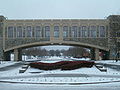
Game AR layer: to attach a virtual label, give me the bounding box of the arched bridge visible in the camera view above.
[0,15,120,61]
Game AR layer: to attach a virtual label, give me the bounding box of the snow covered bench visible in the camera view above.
[19,65,29,73]
[22,65,29,69]
[19,69,26,73]
[96,65,103,68]
[99,67,107,72]
[95,64,107,72]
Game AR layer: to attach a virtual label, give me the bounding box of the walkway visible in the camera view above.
[0,62,24,71]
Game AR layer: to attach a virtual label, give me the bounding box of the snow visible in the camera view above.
[0,61,17,68]
[95,60,120,66]
[70,57,91,61]
[1,57,120,89]
[1,83,120,90]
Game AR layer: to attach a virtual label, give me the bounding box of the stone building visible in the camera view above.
[0,15,120,61]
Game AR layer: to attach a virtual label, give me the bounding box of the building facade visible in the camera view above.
[0,15,120,61]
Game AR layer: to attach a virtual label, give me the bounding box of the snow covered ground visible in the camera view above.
[1,57,120,90]
[1,83,120,90]
[0,61,18,68]
[95,60,120,65]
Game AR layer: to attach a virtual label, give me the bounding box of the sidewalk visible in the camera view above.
[0,61,24,71]
[95,60,120,65]
[95,60,120,71]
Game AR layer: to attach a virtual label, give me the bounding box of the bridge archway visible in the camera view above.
[4,41,109,61]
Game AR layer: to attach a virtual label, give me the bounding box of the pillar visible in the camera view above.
[95,48,99,60]
[0,49,3,60]
[102,51,109,60]
[14,49,18,61]
[14,49,22,61]
[4,51,11,61]
[0,40,4,60]
[90,48,95,60]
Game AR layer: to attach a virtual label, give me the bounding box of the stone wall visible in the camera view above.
[0,16,5,60]
[63,38,108,49]
[5,38,50,50]
[0,38,3,60]
[2,15,120,60]
[108,15,120,59]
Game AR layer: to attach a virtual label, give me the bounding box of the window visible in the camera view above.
[54,26,59,38]
[63,26,68,37]
[111,23,119,29]
[26,26,32,37]
[99,26,105,37]
[8,26,14,38]
[116,32,120,37]
[90,26,97,37]
[17,26,22,38]
[71,26,77,37]
[81,26,88,37]
[78,27,81,37]
[22,27,26,37]
[45,26,50,37]
[35,26,42,37]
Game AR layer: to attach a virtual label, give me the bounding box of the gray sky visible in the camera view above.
[42,45,71,51]
[0,0,120,19]
[0,0,120,50]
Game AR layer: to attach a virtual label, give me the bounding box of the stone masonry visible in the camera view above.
[0,15,120,61]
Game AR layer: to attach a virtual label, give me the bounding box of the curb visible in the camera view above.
[0,80,120,85]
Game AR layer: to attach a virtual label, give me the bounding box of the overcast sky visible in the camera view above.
[0,0,120,50]
[0,0,120,19]
[42,45,71,51]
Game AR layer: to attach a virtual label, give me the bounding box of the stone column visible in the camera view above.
[14,49,22,61]
[14,49,18,61]
[18,50,22,61]
[0,39,4,61]
[90,48,95,60]
[4,51,11,61]
[0,49,3,61]
[95,48,99,60]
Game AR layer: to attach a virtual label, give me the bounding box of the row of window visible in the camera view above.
[110,32,120,37]
[7,26,106,38]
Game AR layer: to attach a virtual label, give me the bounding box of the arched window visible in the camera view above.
[90,26,97,37]
[8,26,14,38]
[71,26,77,37]
[78,27,81,37]
[45,26,50,37]
[63,26,68,37]
[81,26,88,37]
[17,26,22,38]
[54,26,59,38]
[99,26,106,37]
[35,26,42,37]
[26,26,32,37]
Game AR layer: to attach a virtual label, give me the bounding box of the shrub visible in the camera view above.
[29,61,94,70]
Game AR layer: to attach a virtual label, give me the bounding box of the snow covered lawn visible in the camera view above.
[1,57,120,85]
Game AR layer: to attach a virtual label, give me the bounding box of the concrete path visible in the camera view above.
[0,62,24,71]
